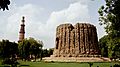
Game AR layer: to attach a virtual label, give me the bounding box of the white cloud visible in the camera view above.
[0,0,105,48]
[44,0,106,48]
[44,1,90,48]
[46,1,89,29]
[0,4,44,41]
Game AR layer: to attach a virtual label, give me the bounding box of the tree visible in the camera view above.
[42,49,48,57]
[98,0,120,37]
[29,37,43,61]
[0,40,18,59]
[112,44,120,59]
[0,0,10,11]
[19,39,31,61]
[98,0,120,59]
[18,37,43,61]
[0,40,18,66]
[42,48,54,57]
[47,48,54,57]
[99,35,108,57]
[99,35,120,58]
[88,62,93,67]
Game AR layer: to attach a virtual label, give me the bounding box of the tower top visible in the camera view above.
[21,16,25,24]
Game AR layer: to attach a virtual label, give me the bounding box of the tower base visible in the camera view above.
[43,57,111,62]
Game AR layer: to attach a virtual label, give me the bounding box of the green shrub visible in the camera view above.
[2,58,19,67]
[113,64,120,67]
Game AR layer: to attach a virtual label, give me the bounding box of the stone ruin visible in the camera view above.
[52,23,101,57]
[44,23,111,62]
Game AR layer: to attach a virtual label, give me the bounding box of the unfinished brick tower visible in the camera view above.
[53,23,100,57]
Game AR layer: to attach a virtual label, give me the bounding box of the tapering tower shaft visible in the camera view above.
[18,16,25,42]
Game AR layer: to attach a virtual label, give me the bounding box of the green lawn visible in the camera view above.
[18,61,118,67]
[0,60,119,67]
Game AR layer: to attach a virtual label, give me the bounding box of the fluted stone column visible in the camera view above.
[74,23,80,56]
[70,29,75,56]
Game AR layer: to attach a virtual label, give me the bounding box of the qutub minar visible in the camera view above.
[18,16,25,42]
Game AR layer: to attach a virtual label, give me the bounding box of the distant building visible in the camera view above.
[18,16,25,42]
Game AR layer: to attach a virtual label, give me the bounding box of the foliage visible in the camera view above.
[88,62,93,67]
[0,40,18,66]
[98,0,120,59]
[2,58,19,67]
[99,35,120,58]
[112,38,120,59]
[99,35,109,57]
[0,40,18,59]
[0,0,10,11]
[113,64,120,67]
[18,37,43,61]
[48,48,54,57]
[42,49,48,57]
[98,0,120,37]
[18,39,31,60]
[42,48,54,57]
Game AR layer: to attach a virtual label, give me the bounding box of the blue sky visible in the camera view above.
[0,0,105,48]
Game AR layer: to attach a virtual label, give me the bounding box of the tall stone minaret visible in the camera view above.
[18,16,25,42]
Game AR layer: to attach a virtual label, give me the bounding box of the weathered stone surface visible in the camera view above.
[43,57,111,62]
[53,23,100,57]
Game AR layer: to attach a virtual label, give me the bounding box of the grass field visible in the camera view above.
[0,60,119,67]
[18,61,119,67]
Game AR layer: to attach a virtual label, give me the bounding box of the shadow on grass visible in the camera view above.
[0,64,30,67]
[18,64,30,67]
[0,65,11,67]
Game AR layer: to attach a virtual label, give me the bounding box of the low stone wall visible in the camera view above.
[43,57,111,62]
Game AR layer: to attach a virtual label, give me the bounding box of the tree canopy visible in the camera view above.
[98,0,120,37]
[0,40,18,59]
[98,0,120,59]
[0,0,10,11]
[18,37,43,61]
[99,35,108,57]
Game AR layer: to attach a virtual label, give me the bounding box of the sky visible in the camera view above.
[0,0,105,48]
